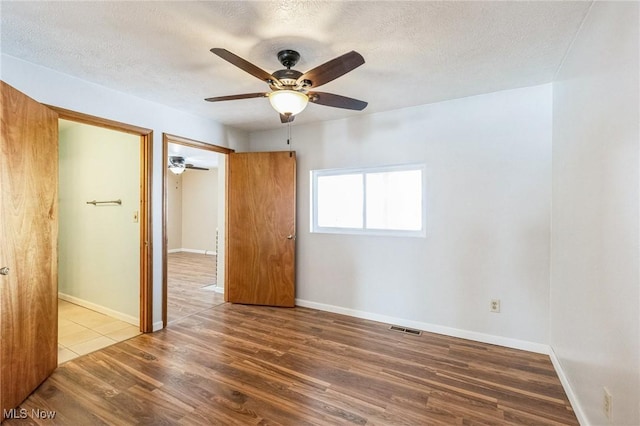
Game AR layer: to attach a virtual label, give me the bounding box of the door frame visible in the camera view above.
[48,105,154,333]
[162,133,234,328]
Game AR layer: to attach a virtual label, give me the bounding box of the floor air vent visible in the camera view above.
[389,325,422,336]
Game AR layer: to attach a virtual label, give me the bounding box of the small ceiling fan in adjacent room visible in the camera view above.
[168,156,209,174]
[205,48,368,123]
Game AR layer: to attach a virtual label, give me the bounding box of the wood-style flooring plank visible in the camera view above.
[167,252,224,324]
[6,303,578,425]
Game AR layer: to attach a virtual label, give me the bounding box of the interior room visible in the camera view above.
[0,1,638,425]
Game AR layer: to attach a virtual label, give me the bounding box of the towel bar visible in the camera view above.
[86,199,122,206]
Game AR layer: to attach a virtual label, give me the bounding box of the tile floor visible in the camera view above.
[58,299,141,365]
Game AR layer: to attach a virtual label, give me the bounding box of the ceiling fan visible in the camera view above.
[205,48,368,123]
[168,156,209,174]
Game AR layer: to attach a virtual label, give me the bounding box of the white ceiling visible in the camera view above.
[1,1,591,132]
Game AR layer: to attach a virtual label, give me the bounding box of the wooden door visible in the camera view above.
[0,82,58,419]
[227,151,296,307]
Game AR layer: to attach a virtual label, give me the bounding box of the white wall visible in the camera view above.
[249,84,553,351]
[182,168,218,253]
[0,54,249,329]
[550,2,639,425]
[58,122,140,322]
[167,173,183,251]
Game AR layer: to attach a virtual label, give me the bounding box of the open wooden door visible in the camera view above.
[226,151,296,307]
[1,81,58,419]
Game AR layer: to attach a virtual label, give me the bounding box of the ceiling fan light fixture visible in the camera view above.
[268,90,308,116]
[169,165,186,174]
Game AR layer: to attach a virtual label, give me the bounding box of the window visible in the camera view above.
[311,164,425,237]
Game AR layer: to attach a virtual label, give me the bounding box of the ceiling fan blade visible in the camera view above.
[210,48,280,84]
[280,113,295,124]
[297,51,365,89]
[186,164,209,171]
[308,92,368,111]
[205,93,268,102]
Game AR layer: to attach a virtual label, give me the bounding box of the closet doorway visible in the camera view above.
[162,134,232,326]
[51,108,153,363]
[57,120,138,362]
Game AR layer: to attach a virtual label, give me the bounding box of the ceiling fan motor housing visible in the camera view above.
[169,156,185,166]
[271,68,304,89]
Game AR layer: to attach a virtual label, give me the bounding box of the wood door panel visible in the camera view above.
[1,81,58,417]
[227,151,296,307]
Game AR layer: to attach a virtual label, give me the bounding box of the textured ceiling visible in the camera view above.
[1,1,591,132]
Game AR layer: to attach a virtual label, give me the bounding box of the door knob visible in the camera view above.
[287,235,296,240]
[0,267,9,275]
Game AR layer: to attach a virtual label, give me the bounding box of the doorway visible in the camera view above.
[162,134,233,327]
[57,119,144,363]
[49,106,154,335]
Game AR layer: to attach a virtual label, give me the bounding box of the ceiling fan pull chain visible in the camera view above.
[287,122,293,156]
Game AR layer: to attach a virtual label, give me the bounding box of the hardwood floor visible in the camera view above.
[7,303,577,425]
[167,252,225,324]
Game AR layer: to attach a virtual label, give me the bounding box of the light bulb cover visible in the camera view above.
[268,90,309,116]
[169,165,186,175]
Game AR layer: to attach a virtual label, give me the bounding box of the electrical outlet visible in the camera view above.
[490,299,501,313]
[603,387,612,421]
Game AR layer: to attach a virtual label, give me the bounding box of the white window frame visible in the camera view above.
[310,163,426,237]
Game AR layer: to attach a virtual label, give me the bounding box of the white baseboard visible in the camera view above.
[169,248,217,256]
[295,298,549,355]
[152,321,164,332]
[549,347,588,425]
[58,293,139,326]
